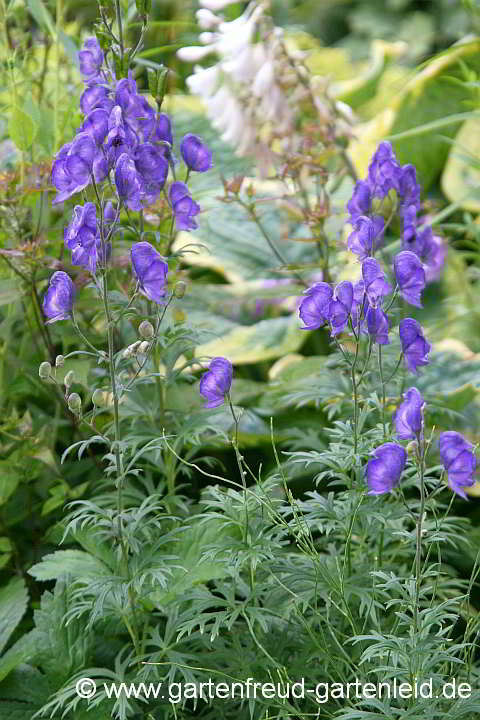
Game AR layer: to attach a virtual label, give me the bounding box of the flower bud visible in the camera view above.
[138,320,154,339]
[138,341,150,355]
[92,389,106,407]
[174,281,187,299]
[67,392,82,414]
[64,370,75,388]
[55,355,65,368]
[39,361,52,380]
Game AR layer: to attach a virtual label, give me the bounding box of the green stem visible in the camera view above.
[227,393,249,546]
[378,344,386,439]
[414,440,426,636]
[115,0,124,66]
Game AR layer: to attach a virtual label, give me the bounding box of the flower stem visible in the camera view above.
[378,344,386,438]
[227,393,249,544]
[414,439,426,636]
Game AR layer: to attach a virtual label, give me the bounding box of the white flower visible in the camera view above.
[196,8,221,29]
[176,45,216,62]
[252,59,275,97]
[186,64,220,98]
[199,31,216,45]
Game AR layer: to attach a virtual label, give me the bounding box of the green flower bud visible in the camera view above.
[92,389,106,407]
[64,370,75,388]
[138,320,154,339]
[67,392,82,414]
[174,281,187,299]
[39,361,52,380]
[55,355,65,368]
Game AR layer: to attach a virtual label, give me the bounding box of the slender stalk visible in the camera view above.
[227,393,249,545]
[378,344,386,438]
[115,0,124,66]
[414,438,426,635]
[54,0,63,151]
[350,332,361,454]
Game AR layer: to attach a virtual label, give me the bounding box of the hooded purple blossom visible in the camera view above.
[180,133,213,172]
[169,182,201,231]
[365,306,389,345]
[347,180,371,223]
[200,357,233,408]
[394,250,426,307]
[115,153,145,211]
[78,38,104,83]
[134,143,169,202]
[64,202,99,273]
[151,113,173,147]
[51,132,103,204]
[329,281,353,335]
[406,224,447,283]
[347,215,384,260]
[362,258,391,306]
[399,318,431,374]
[43,271,75,323]
[81,108,110,145]
[131,242,168,304]
[367,141,402,199]
[439,431,476,499]
[366,442,407,495]
[299,282,333,330]
[80,84,113,116]
[394,387,424,440]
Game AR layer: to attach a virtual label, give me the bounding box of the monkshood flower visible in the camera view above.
[362,258,391,306]
[180,133,213,172]
[64,202,98,273]
[131,242,169,304]
[115,153,145,211]
[439,431,477,499]
[365,306,389,344]
[394,250,426,307]
[367,141,402,199]
[347,215,384,259]
[394,387,424,440]
[151,113,173,147]
[134,143,169,203]
[399,318,431,374]
[329,281,353,336]
[351,279,365,329]
[78,38,104,83]
[43,271,75,323]
[169,182,201,231]
[200,357,233,408]
[406,224,447,283]
[366,442,407,495]
[52,132,105,204]
[80,84,113,116]
[347,180,371,224]
[299,282,333,330]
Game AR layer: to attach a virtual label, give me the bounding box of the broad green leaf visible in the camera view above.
[0,538,13,570]
[0,577,29,655]
[0,631,39,684]
[29,549,111,582]
[441,117,480,211]
[8,107,37,152]
[195,315,305,365]
[0,465,21,506]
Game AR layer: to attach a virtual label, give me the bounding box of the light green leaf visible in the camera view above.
[8,107,37,152]
[29,549,111,582]
[441,117,480,211]
[0,631,39,683]
[0,465,21,506]
[26,0,56,38]
[0,577,29,655]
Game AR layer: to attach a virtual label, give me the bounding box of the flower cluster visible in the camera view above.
[45,36,213,322]
[366,387,477,499]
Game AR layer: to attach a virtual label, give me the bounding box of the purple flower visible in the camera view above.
[64,202,98,273]
[80,84,113,115]
[367,141,402,199]
[82,108,110,145]
[394,387,424,440]
[366,442,407,495]
[439,431,476,499]
[51,132,98,204]
[43,271,75,323]
[347,215,384,260]
[131,242,168,304]
[329,281,353,336]
[406,224,446,283]
[366,306,389,344]
[399,318,431,374]
[347,180,371,223]
[200,357,233,409]
[299,282,333,330]
[104,201,117,225]
[150,113,173,147]
[115,153,145,211]
[78,38,104,82]
[180,133,213,172]
[351,280,365,328]
[394,250,426,307]
[169,181,200,231]
[134,143,169,197]
[362,258,391,306]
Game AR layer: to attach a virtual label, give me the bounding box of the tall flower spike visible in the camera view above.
[399,318,431,374]
[362,258,391,306]
[298,282,333,330]
[131,242,169,304]
[366,442,407,495]
[200,357,233,408]
[439,431,476,499]
[394,387,424,440]
[43,271,76,323]
[394,250,426,307]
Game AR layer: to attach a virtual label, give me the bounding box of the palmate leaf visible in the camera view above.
[28,549,112,582]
